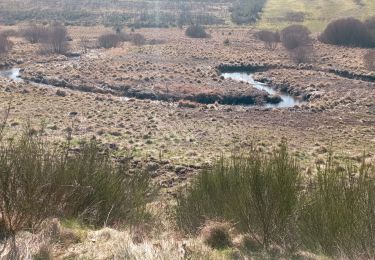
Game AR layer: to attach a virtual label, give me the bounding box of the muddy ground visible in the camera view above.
[0,26,374,194]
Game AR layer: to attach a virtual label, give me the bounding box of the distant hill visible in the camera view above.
[257,0,375,32]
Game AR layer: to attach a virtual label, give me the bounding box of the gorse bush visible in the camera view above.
[176,142,301,249]
[0,130,151,237]
[299,156,375,258]
[176,144,375,258]
[319,17,374,48]
[185,24,209,38]
[280,25,311,50]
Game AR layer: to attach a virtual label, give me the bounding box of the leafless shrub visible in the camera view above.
[0,33,13,56]
[364,50,375,71]
[289,46,314,64]
[40,23,69,54]
[21,24,48,44]
[256,30,280,50]
[98,33,122,49]
[131,33,146,46]
[280,25,311,50]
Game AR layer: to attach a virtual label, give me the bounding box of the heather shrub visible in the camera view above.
[280,25,311,50]
[319,17,374,48]
[200,221,232,249]
[185,24,209,38]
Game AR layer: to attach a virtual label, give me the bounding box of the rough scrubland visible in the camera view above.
[0,0,374,258]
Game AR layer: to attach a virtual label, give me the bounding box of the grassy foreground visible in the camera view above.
[176,142,375,258]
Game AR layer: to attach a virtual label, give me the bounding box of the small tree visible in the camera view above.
[290,46,314,64]
[280,25,311,50]
[256,30,280,50]
[21,24,48,44]
[41,23,69,54]
[0,33,12,56]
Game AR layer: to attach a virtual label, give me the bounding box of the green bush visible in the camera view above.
[176,144,375,258]
[298,156,375,258]
[0,130,151,237]
[176,142,301,249]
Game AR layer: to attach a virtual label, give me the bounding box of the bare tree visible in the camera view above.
[21,23,48,44]
[256,30,280,50]
[41,23,69,54]
[0,33,13,56]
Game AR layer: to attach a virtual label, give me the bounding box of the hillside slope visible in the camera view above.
[257,0,375,31]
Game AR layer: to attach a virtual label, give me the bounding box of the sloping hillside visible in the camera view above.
[257,0,375,31]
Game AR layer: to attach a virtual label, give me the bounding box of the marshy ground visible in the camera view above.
[1,25,374,195]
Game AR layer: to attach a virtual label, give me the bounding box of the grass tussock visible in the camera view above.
[176,143,375,258]
[0,129,151,237]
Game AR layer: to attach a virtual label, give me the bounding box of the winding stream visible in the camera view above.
[0,68,22,82]
[0,68,302,108]
[221,72,301,108]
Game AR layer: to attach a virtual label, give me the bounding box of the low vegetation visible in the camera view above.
[98,32,146,48]
[0,129,151,238]
[0,32,12,55]
[98,33,122,49]
[21,23,69,54]
[21,24,48,44]
[230,0,267,24]
[364,50,375,70]
[185,24,210,38]
[319,17,375,48]
[176,143,375,258]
